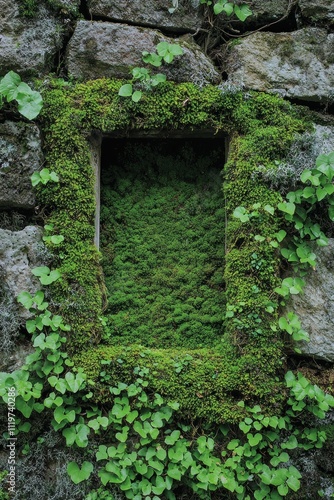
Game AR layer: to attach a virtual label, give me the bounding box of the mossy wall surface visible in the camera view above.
[100,138,225,349]
[39,79,309,420]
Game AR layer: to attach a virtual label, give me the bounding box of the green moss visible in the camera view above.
[100,139,225,349]
[18,0,38,17]
[38,78,309,418]
[73,343,285,424]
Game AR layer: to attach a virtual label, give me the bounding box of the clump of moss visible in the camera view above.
[100,139,225,349]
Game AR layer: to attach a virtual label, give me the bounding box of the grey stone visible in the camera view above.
[216,0,290,29]
[0,226,45,356]
[66,21,220,84]
[87,0,203,32]
[0,226,44,307]
[290,239,334,362]
[0,0,64,76]
[0,121,43,209]
[224,28,334,102]
[249,0,290,23]
[299,0,334,26]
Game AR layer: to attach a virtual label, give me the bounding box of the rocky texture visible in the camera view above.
[298,0,334,26]
[0,0,64,76]
[249,0,290,23]
[221,0,291,29]
[87,0,202,32]
[0,121,43,209]
[66,21,220,84]
[290,239,334,362]
[224,28,334,102]
[0,227,45,356]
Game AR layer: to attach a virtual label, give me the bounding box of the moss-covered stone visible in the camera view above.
[38,78,309,420]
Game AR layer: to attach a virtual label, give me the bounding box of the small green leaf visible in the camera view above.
[234,4,252,21]
[132,91,142,102]
[264,204,275,215]
[17,291,33,310]
[277,202,295,215]
[165,430,180,445]
[118,84,133,97]
[50,235,64,245]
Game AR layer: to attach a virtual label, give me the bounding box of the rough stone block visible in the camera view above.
[0,226,45,359]
[299,0,334,26]
[87,0,203,32]
[66,21,220,84]
[0,0,64,76]
[0,121,43,209]
[290,239,334,362]
[224,28,334,102]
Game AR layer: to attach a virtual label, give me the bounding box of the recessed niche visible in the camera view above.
[99,137,226,349]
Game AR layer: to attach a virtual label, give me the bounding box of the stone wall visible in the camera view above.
[1,0,334,496]
[2,0,334,359]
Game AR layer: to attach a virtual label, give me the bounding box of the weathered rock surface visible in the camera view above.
[249,0,290,23]
[224,28,334,102]
[0,121,43,209]
[0,227,45,356]
[0,0,64,76]
[299,0,334,26]
[66,21,220,84]
[290,239,334,362]
[87,0,203,32]
[217,0,290,29]
[0,227,44,306]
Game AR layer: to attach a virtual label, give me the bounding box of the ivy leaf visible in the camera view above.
[67,461,93,484]
[16,396,33,418]
[233,206,249,222]
[275,229,287,242]
[167,466,182,480]
[277,202,295,215]
[286,475,301,492]
[50,235,64,244]
[17,90,43,120]
[0,71,21,101]
[239,422,251,434]
[17,291,33,310]
[96,445,108,461]
[165,430,180,445]
[247,432,262,446]
[234,4,252,21]
[214,1,234,16]
[32,266,50,277]
[264,204,275,215]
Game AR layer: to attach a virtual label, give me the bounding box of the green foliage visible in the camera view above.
[31,168,59,186]
[0,71,43,119]
[200,0,252,21]
[233,150,334,355]
[67,461,94,484]
[43,224,65,245]
[100,140,225,348]
[143,42,183,66]
[119,43,183,101]
[31,266,62,285]
[18,0,38,17]
[0,472,9,500]
[23,79,324,497]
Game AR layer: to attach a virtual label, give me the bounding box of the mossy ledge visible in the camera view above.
[39,78,310,420]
